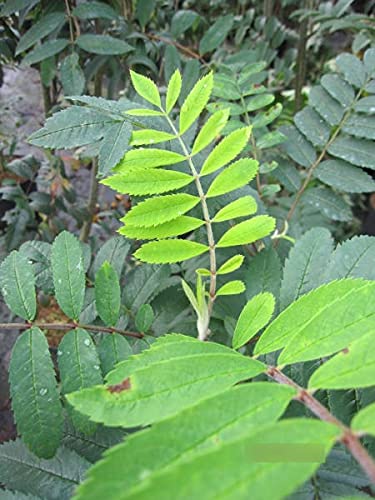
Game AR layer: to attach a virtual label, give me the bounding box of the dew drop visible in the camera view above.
[57,350,63,356]
[39,388,48,396]
[94,364,100,370]
[84,339,90,346]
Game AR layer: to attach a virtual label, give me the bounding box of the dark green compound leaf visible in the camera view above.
[74,383,295,499]
[0,439,90,500]
[0,250,36,320]
[51,231,85,320]
[9,328,63,458]
[95,261,121,327]
[97,334,132,376]
[58,329,103,435]
[135,304,154,332]
[280,227,334,310]
[67,334,266,427]
[199,14,234,55]
[76,34,133,55]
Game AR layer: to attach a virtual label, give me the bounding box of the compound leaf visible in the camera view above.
[9,328,63,458]
[217,215,275,248]
[233,293,275,349]
[98,334,132,376]
[130,70,161,108]
[166,69,182,113]
[179,72,213,134]
[201,127,251,176]
[351,403,375,438]
[115,148,185,172]
[119,216,203,240]
[0,250,36,321]
[217,254,244,275]
[95,262,120,327]
[212,195,257,222]
[58,329,103,435]
[216,280,245,296]
[206,158,258,198]
[192,109,229,155]
[51,231,85,320]
[135,240,209,264]
[102,169,193,196]
[123,193,200,228]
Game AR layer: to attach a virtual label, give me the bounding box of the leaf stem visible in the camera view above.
[0,322,143,339]
[164,114,216,340]
[267,366,375,485]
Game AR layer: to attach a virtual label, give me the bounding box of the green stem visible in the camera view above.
[164,114,216,341]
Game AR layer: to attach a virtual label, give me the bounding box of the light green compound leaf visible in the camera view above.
[76,34,133,55]
[217,215,276,248]
[192,109,229,155]
[0,250,36,321]
[206,158,258,198]
[114,148,185,172]
[212,195,257,223]
[67,334,265,427]
[134,239,209,264]
[123,193,199,228]
[100,419,338,500]
[233,293,275,349]
[98,334,132,376]
[58,329,103,435]
[201,126,251,176]
[22,39,69,65]
[16,12,66,54]
[179,72,213,134]
[130,129,176,146]
[102,168,193,196]
[328,136,375,169]
[351,403,375,437]
[315,159,375,193]
[119,216,203,240]
[166,69,182,113]
[130,70,161,108]
[181,279,200,315]
[255,279,375,365]
[60,52,85,96]
[216,280,245,296]
[9,327,63,458]
[95,262,120,327]
[308,332,375,390]
[217,254,244,275]
[73,383,295,499]
[135,304,154,332]
[280,227,334,310]
[51,231,85,320]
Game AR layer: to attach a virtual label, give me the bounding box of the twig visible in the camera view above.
[0,322,143,339]
[146,33,209,67]
[80,158,99,242]
[267,366,375,485]
[294,0,310,112]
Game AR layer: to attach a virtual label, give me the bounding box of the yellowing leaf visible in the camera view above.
[115,148,185,172]
[119,216,204,240]
[123,193,200,228]
[201,127,251,176]
[130,70,161,108]
[180,72,213,134]
[192,109,229,155]
[135,239,209,263]
[206,158,258,198]
[102,169,193,196]
[216,280,245,296]
[232,293,275,349]
[166,69,182,113]
[130,130,176,146]
[212,196,257,222]
[217,215,276,248]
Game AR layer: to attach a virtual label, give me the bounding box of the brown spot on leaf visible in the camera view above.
[107,378,131,393]
[342,347,350,355]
